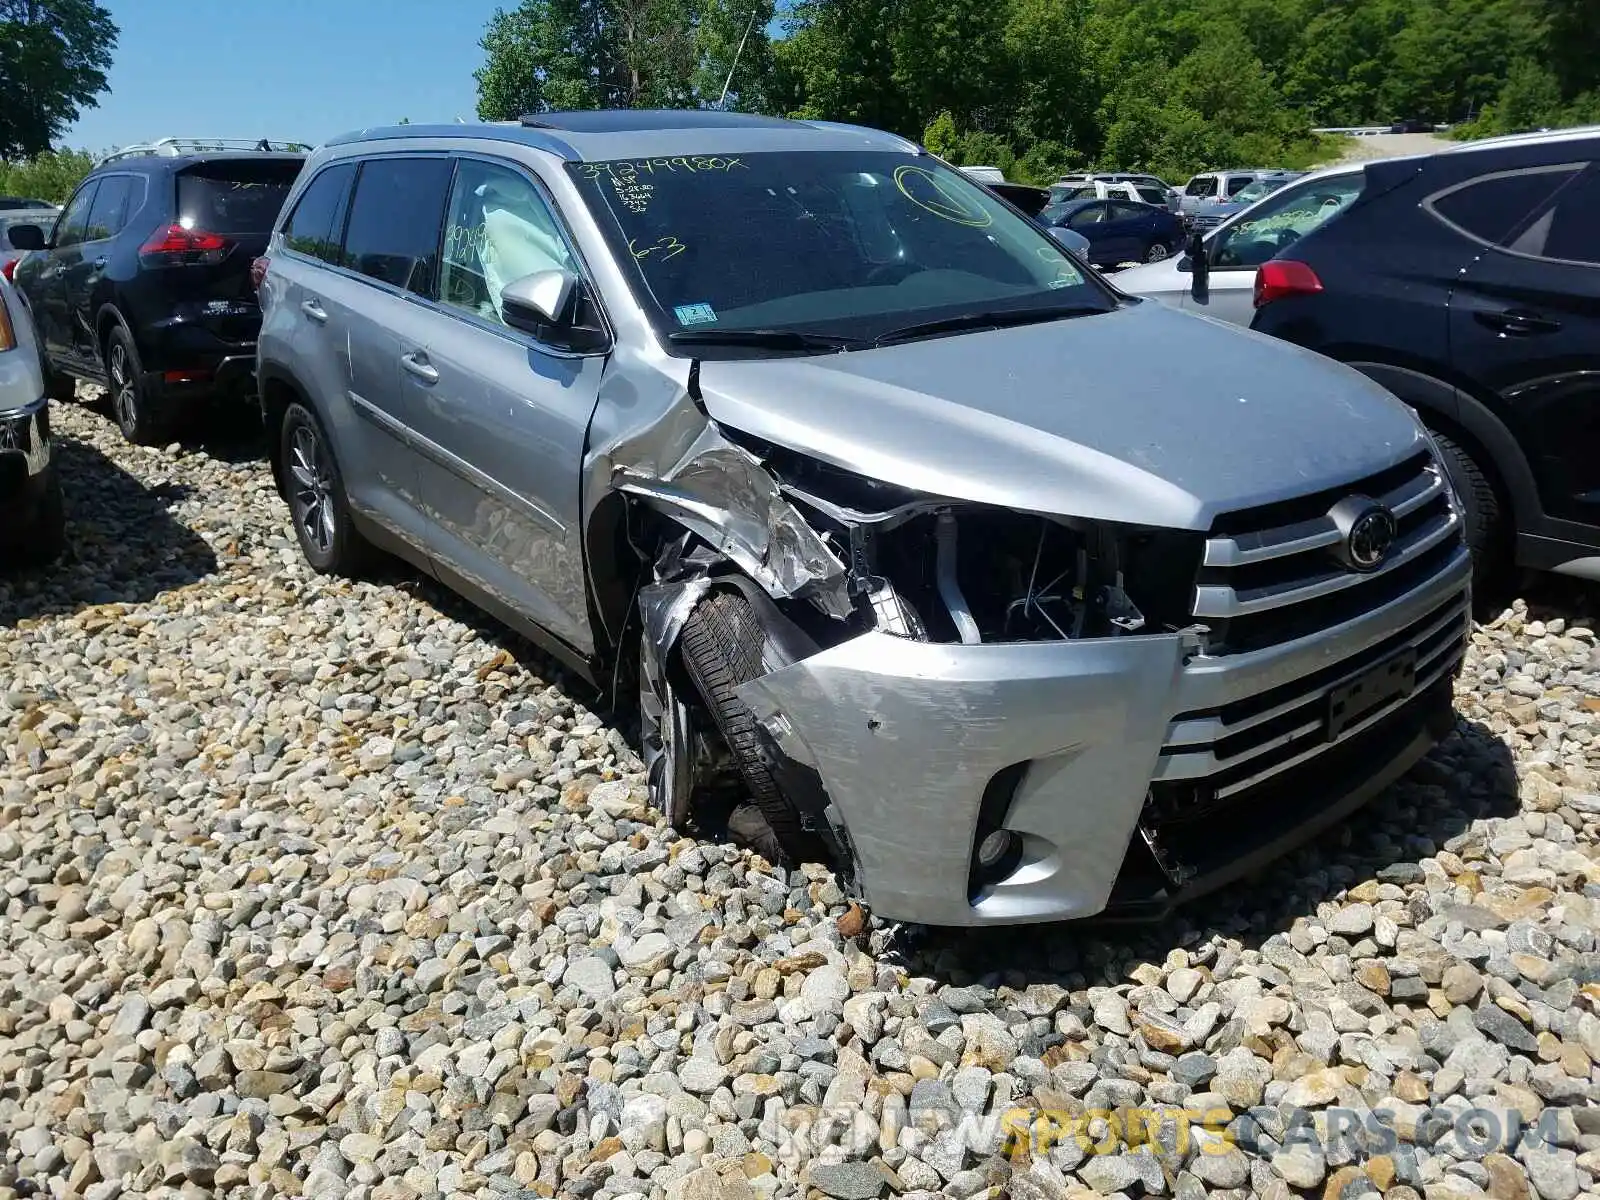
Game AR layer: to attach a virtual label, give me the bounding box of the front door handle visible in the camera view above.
[1474,308,1561,336]
[401,351,438,384]
[301,299,328,324]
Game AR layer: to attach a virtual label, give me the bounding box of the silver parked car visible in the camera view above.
[1116,164,1367,326]
[256,111,1469,927]
[0,273,65,565]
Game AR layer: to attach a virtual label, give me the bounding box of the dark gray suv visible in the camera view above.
[256,111,1471,927]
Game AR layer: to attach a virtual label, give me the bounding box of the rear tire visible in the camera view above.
[1145,241,1170,262]
[1430,429,1508,599]
[278,401,380,577]
[106,326,168,445]
[679,589,821,866]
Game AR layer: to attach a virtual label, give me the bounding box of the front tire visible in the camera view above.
[278,401,378,577]
[105,327,167,445]
[8,470,66,568]
[679,590,821,866]
[1431,429,1508,598]
[1145,241,1170,262]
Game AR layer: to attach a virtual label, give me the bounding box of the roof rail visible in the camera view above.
[95,137,312,167]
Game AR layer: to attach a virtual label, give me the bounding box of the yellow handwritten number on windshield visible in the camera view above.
[893,165,993,228]
[630,235,687,262]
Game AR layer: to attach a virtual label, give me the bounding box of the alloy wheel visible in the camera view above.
[1146,242,1170,262]
[109,342,139,435]
[639,640,695,825]
[287,422,336,557]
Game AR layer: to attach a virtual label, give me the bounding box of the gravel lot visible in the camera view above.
[2,394,1598,1200]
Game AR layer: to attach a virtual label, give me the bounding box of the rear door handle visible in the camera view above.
[401,351,438,384]
[301,299,327,324]
[1474,308,1561,336]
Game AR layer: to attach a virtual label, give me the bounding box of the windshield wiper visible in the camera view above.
[667,328,869,352]
[872,304,1103,347]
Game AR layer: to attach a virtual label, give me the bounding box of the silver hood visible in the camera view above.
[694,299,1426,530]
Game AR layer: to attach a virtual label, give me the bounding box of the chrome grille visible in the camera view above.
[1156,591,1469,803]
[1192,451,1462,653]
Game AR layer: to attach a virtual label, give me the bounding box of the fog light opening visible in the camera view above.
[977,829,1017,869]
[968,761,1029,902]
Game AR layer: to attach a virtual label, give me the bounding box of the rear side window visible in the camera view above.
[281,162,356,264]
[84,175,141,241]
[178,159,303,235]
[342,156,453,295]
[1109,201,1148,222]
[1224,176,1255,197]
[1507,169,1600,265]
[1136,186,1166,205]
[1424,165,1583,247]
[1186,176,1217,197]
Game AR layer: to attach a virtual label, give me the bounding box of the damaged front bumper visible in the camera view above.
[736,546,1470,927]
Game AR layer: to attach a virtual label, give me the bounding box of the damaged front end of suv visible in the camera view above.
[607,394,1223,928]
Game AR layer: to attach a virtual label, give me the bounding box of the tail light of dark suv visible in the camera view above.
[1253,260,1323,308]
[139,224,231,266]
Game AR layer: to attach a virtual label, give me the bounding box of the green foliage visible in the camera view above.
[474,0,1600,179]
[0,0,118,159]
[0,147,96,203]
[474,0,775,118]
[767,0,1600,180]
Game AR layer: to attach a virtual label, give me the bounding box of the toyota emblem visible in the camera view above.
[1328,496,1398,572]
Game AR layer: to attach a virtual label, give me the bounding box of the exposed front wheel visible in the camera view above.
[278,401,379,577]
[1146,241,1170,262]
[679,589,823,866]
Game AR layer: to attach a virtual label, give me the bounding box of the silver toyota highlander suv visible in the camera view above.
[256,111,1471,927]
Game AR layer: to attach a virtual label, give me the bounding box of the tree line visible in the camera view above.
[477,0,1600,183]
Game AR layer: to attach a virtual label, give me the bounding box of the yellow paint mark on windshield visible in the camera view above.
[893,165,993,228]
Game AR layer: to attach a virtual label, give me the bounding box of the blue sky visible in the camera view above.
[67,0,789,153]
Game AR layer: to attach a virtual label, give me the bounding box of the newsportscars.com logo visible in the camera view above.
[766,1102,1572,1167]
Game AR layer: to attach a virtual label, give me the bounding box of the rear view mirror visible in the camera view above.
[7,223,46,252]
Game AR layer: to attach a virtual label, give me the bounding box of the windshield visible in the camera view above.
[1211,172,1366,269]
[568,151,1113,353]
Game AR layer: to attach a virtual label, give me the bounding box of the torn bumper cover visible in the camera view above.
[733,555,1467,927]
[738,631,1187,926]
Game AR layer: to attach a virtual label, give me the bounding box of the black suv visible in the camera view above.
[10,139,306,443]
[1250,126,1600,592]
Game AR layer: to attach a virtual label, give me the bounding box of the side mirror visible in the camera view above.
[8,223,46,252]
[500,268,608,352]
[502,268,576,331]
[1188,231,1209,296]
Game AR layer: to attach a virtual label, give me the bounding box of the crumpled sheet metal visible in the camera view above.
[614,424,851,617]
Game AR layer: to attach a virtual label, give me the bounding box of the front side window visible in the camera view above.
[53,182,99,249]
[342,156,454,295]
[441,158,574,326]
[1424,165,1583,247]
[1108,201,1148,223]
[568,151,1109,353]
[84,175,136,242]
[1211,173,1366,269]
[281,161,355,264]
[1185,176,1217,197]
[1066,203,1107,228]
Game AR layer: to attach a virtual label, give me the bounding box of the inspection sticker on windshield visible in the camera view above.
[674,303,718,326]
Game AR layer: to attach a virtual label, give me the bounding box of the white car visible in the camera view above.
[0,273,64,565]
[959,165,1006,184]
[1114,163,1367,326]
